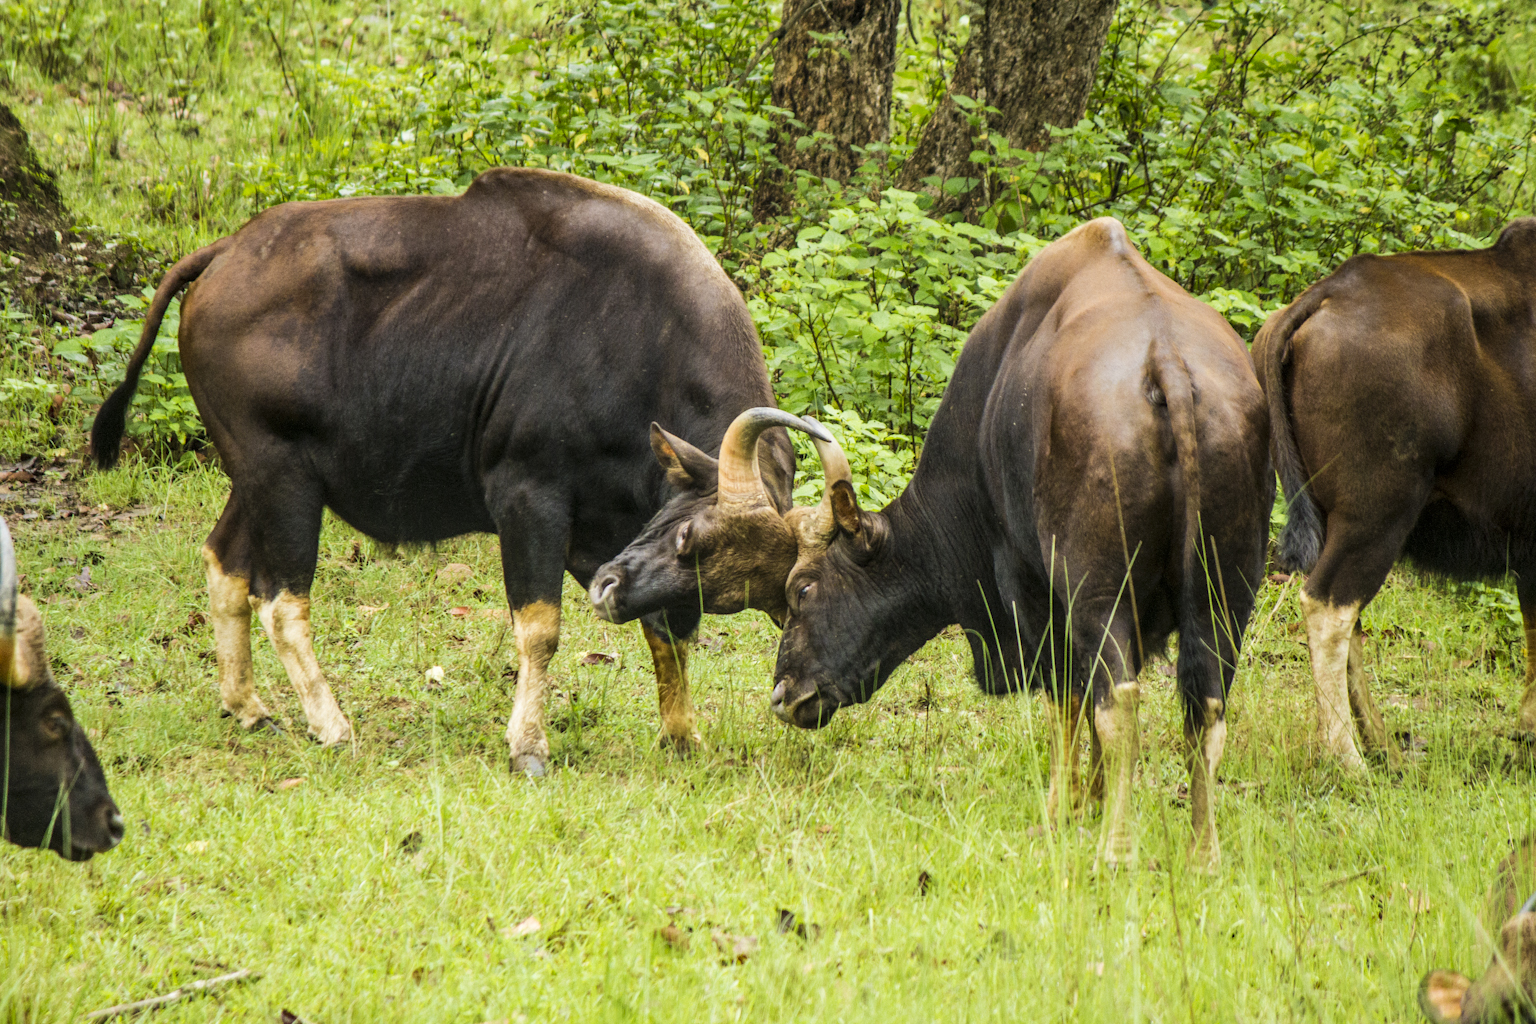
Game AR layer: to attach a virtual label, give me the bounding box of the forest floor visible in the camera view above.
[1,461,1533,1022]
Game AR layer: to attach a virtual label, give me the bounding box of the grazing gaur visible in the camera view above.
[588,415,840,627]
[771,218,1272,865]
[2,518,123,859]
[89,167,828,775]
[1421,834,1536,1023]
[1252,219,1536,770]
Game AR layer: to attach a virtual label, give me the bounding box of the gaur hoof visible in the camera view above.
[661,731,705,757]
[512,754,547,778]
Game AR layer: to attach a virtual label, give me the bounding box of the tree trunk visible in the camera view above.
[753,0,901,219]
[898,0,1118,213]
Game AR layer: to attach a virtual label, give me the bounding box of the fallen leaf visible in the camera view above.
[183,841,209,855]
[276,777,305,791]
[503,916,541,939]
[711,929,758,963]
[579,651,616,666]
[656,924,690,950]
[436,562,474,587]
[1266,572,1292,585]
[0,470,35,483]
[448,606,473,618]
[917,870,932,896]
[280,1011,315,1024]
[357,603,389,616]
[182,610,207,632]
[424,666,445,686]
[398,831,424,855]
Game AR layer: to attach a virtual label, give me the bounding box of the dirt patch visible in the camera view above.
[0,101,162,323]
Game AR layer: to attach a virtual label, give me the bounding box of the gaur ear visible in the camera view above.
[829,479,863,536]
[829,480,888,563]
[650,424,718,493]
[1419,970,1471,1023]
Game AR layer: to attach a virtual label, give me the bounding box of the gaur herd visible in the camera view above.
[3,168,1532,1015]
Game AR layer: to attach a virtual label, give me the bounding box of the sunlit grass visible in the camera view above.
[1,463,1532,1021]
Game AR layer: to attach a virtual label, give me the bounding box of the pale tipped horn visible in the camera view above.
[717,407,834,511]
[802,420,852,542]
[1,517,16,689]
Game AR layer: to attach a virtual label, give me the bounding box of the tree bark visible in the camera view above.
[898,0,1118,212]
[753,0,901,219]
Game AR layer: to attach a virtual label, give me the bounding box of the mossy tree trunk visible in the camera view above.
[898,0,1118,214]
[753,0,901,219]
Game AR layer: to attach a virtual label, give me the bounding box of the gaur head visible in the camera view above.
[1421,835,1536,1024]
[589,407,841,626]
[2,518,123,860]
[770,434,914,730]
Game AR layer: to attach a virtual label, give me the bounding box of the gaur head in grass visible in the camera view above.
[1,517,123,861]
[1421,834,1536,1024]
[588,407,835,627]
[771,220,1272,868]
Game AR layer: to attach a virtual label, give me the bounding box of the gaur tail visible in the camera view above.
[1148,334,1205,635]
[89,239,230,470]
[1150,334,1228,728]
[1255,284,1330,572]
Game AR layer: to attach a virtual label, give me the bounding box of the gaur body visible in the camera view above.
[1253,219,1536,769]
[769,218,1273,865]
[91,167,819,774]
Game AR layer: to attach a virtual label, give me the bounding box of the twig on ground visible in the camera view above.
[1318,865,1381,891]
[83,969,257,1020]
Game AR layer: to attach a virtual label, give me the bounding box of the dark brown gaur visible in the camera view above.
[1421,835,1536,1023]
[769,218,1272,869]
[1253,219,1536,769]
[2,517,123,860]
[89,167,825,775]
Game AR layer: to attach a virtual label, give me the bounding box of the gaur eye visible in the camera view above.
[675,520,693,556]
[798,582,813,601]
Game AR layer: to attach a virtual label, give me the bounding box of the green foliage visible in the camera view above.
[4,0,1534,477]
[66,290,201,448]
[968,0,1535,307]
[751,188,1038,469]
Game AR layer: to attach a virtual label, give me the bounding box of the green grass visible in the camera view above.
[1,463,1533,1022]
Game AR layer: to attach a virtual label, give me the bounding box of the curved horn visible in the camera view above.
[787,420,854,554]
[717,407,833,511]
[1,517,16,688]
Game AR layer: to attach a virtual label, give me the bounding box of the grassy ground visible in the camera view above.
[1,462,1533,1022]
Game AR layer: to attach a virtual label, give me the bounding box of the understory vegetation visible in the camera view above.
[3,0,1533,490]
[2,0,1534,1019]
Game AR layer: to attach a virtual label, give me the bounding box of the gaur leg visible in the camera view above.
[1300,504,1419,770]
[1045,687,1087,823]
[1178,573,1239,872]
[1345,623,1396,762]
[495,495,570,777]
[202,497,273,730]
[642,606,704,753]
[240,481,352,747]
[1085,612,1141,866]
[1517,582,1536,741]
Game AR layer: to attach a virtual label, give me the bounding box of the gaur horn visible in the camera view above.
[1,517,16,688]
[717,407,833,512]
[800,420,853,545]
